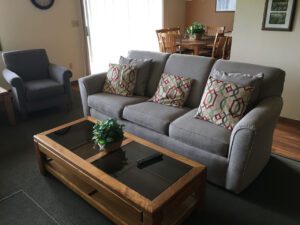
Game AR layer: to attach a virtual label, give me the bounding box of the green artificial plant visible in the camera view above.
[186,22,205,35]
[92,118,124,148]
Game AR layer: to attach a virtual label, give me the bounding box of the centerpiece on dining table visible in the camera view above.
[92,118,124,152]
[186,22,205,40]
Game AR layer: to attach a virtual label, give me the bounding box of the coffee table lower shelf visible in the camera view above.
[45,160,199,225]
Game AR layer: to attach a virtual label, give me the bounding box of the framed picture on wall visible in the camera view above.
[262,0,297,31]
[216,0,236,12]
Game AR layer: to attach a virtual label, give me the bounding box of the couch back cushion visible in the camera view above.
[2,49,50,81]
[163,54,215,108]
[211,60,285,101]
[128,50,170,97]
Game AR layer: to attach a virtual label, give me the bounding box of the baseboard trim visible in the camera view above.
[278,116,300,125]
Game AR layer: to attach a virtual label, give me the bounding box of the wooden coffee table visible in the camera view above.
[34,117,206,225]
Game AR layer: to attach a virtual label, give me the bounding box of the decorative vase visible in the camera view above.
[189,34,196,40]
[98,140,123,152]
[189,33,202,40]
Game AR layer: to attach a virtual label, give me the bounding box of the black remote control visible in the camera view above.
[136,153,163,168]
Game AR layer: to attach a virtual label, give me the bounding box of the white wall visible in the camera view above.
[0,0,87,89]
[231,0,300,120]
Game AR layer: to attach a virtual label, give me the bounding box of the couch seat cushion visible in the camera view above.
[169,109,231,157]
[123,102,190,134]
[25,78,64,101]
[88,93,147,118]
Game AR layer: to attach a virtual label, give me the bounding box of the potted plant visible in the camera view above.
[92,118,124,152]
[186,22,205,40]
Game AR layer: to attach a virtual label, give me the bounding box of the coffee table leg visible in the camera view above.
[143,211,162,225]
[34,142,47,175]
[3,94,16,125]
[195,173,206,213]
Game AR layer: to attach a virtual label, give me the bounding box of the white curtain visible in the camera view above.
[84,0,163,73]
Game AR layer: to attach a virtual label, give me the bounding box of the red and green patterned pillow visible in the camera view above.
[149,73,193,107]
[103,64,137,97]
[195,76,255,130]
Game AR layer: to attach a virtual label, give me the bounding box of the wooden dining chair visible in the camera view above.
[156,27,180,53]
[211,33,227,59]
[156,27,193,54]
[199,26,225,56]
[205,26,225,36]
[222,36,232,59]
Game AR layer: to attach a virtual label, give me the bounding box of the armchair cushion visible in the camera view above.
[24,79,64,101]
[2,49,49,81]
[169,109,231,157]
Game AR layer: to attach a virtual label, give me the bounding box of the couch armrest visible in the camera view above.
[226,97,283,193]
[78,72,107,116]
[2,68,27,113]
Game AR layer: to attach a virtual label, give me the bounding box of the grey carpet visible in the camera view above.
[0,91,299,225]
[0,190,60,225]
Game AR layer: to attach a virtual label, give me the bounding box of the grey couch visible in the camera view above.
[2,49,72,116]
[79,50,285,193]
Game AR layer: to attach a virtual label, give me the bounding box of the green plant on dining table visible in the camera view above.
[186,22,205,35]
[92,118,124,149]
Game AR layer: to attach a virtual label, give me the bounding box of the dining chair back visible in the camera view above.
[205,26,225,36]
[156,27,181,53]
[211,33,227,59]
[223,36,232,59]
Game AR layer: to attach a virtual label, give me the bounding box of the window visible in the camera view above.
[83,0,163,73]
[216,0,236,12]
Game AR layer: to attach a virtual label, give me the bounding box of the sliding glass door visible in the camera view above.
[82,0,163,74]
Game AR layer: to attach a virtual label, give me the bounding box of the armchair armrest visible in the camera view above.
[2,68,27,113]
[49,63,73,105]
[2,69,24,89]
[226,97,283,193]
[78,72,107,116]
[49,63,72,84]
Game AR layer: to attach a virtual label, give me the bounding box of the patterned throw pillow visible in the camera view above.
[195,76,255,130]
[119,56,152,96]
[103,64,137,97]
[149,73,193,107]
[211,69,264,111]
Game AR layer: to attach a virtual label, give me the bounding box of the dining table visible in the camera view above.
[178,36,215,55]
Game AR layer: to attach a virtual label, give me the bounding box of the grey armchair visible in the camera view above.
[2,49,72,116]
